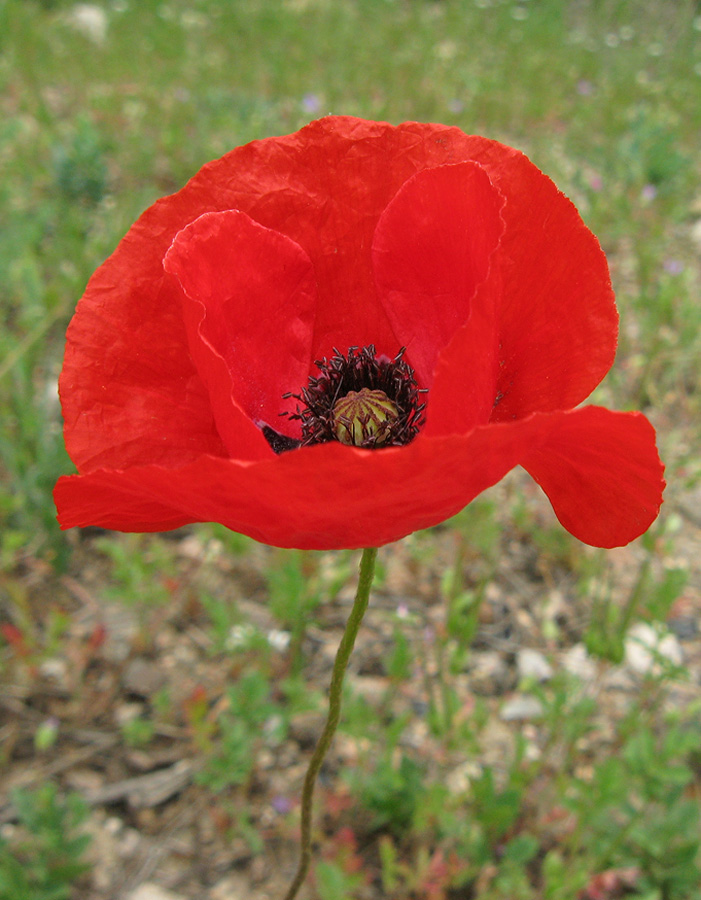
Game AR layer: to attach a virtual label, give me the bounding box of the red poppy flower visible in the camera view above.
[54,116,664,550]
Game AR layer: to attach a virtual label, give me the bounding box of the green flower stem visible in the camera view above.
[282,546,378,900]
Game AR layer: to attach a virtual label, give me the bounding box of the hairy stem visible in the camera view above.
[282,546,378,900]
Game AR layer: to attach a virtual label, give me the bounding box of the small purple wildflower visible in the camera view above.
[663,259,684,275]
[302,94,322,115]
[272,795,293,815]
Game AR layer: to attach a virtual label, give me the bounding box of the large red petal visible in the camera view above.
[54,418,556,550]
[522,407,665,547]
[60,272,228,471]
[56,406,662,550]
[164,210,317,446]
[59,118,621,475]
[60,117,472,472]
[423,273,502,437]
[372,162,504,390]
[182,118,480,360]
[457,140,619,420]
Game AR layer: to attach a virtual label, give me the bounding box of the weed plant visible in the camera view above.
[0,784,90,900]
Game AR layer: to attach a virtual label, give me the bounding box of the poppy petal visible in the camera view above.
[522,407,665,548]
[458,140,619,419]
[164,209,317,446]
[60,272,228,471]
[422,273,502,437]
[55,406,662,551]
[372,162,504,390]
[60,119,619,474]
[53,420,544,549]
[58,118,474,473]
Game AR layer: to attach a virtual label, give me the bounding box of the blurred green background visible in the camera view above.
[0,1,700,898]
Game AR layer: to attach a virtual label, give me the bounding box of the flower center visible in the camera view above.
[262,345,426,454]
[332,388,399,447]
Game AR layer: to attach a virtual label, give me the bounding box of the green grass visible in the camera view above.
[1,1,700,897]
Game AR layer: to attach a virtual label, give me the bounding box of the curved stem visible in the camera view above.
[282,547,378,900]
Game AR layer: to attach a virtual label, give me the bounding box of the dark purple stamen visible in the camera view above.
[262,346,426,455]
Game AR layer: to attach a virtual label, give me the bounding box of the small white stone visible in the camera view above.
[44,376,60,412]
[208,874,248,900]
[469,650,512,695]
[561,644,598,682]
[125,883,186,900]
[177,534,206,560]
[517,648,553,682]
[118,827,141,857]
[68,4,108,43]
[624,622,684,676]
[349,675,388,704]
[104,816,123,835]
[445,760,482,794]
[500,694,544,721]
[39,657,68,683]
[691,218,701,250]
[267,629,291,652]
[225,623,255,649]
[113,701,143,727]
